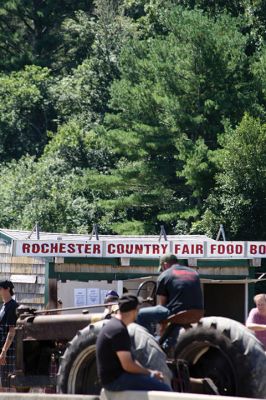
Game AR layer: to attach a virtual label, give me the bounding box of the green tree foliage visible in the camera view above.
[193,114,266,239]
[252,46,266,104]
[44,120,112,171]
[109,8,259,144]
[0,0,94,71]
[177,137,215,200]
[0,119,115,232]
[0,155,94,232]
[0,65,54,161]
[85,8,261,234]
[53,0,137,125]
[56,10,95,72]
[177,0,266,47]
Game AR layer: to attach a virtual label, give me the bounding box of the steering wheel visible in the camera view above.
[137,280,157,306]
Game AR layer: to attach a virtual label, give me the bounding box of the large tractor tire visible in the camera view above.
[57,322,104,395]
[175,316,266,398]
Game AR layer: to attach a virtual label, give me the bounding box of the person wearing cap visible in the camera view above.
[0,280,18,388]
[137,253,203,334]
[96,294,172,391]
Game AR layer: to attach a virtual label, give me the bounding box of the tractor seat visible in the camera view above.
[159,309,204,338]
[166,309,204,325]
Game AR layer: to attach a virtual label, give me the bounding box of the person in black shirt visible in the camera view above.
[0,280,18,388]
[96,294,171,391]
[137,254,203,333]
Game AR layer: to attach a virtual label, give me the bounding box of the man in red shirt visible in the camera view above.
[137,254,203,334]
[246,293,266,348]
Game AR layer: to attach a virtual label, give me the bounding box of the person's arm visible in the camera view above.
[157,295,167,306]
[246,322,266,331]
[0,326,16,365]
[116,351,163,380]
[245,308,266,332]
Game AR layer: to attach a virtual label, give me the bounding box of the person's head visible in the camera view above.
[159,253,179,272]
[118,294,142,324]
[0,280,14,300]
[104,290,119,304]
[254,293,266,314]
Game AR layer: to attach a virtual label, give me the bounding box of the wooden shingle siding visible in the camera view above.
[0,243,46,310]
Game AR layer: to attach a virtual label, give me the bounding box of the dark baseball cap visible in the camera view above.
[159,253,178,272]
[0,280,14,290]
[160,253,178,265]
[118,294,142,312]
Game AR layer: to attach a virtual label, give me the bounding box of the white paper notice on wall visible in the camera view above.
[100,289,109,304]
[74,288,87,307]
[87,288,100,305]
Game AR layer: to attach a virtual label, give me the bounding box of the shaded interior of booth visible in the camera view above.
[46,257,266,324]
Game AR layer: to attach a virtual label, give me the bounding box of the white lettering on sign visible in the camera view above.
[206,242,245,258]
[247,242,266,257]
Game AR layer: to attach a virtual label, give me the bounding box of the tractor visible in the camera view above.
[10,279,266,398]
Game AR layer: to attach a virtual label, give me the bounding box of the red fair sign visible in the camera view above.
[12,239,266,258]
[206,241,245,258]
[247,242,266,257]
[172,241,204,257]
[105,241,170,257]
[15,240,103,257]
